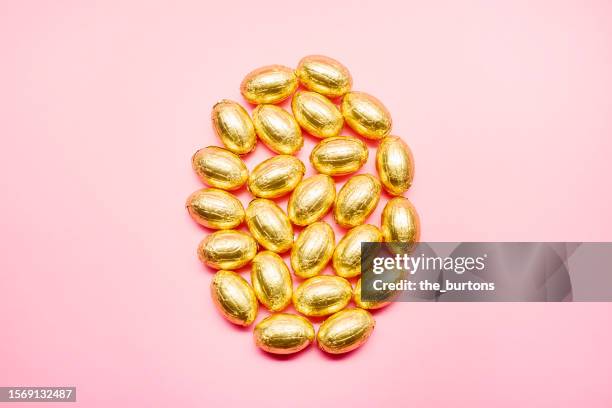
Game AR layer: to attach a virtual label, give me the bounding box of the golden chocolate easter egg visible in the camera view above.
[290,222,335,279]
[381,197,420,247]
[317,308,375,354]
[191,147,248,191]
[211,100,256,154]
[186,188,245,230]
[293,276,352,317]
[251,251,293,312]
[240,65,298,104]
[310,136,368,176]
[341,92,391,140]
[287,174,336,226]
[296,55,352,97]
[334,174,381,228]
[252,104,303,154]
[376,136,414,195]
[291,91,343,138]
[253,313,315,354]
[332,224,382,278]
[211,270,258,326]
[248,155,305,199]
[198,230,257,270]
[245,199,294,253]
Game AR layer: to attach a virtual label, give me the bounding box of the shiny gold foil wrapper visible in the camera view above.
[211,270,258,326]
[252,104,303,155]
[240,65,298,105]
[296,55,352,98]
[381,197,421,252]
[334,174,381,228]
[317,308,375,354]
[291,91,343,138]
[341,91,392,140]
[186,188,245,230]
[211,100,256,154]
[198,230,257,270]
[353,278,391,310]
[251,251,293,312]
[293,275,352,317]
[376,136,414,195]
[248,155,305,199]
[290,221,335,279]
[253,313,315,354]
[287,174,336,226]
[310,136,368,176]
[191,146,249,191]
[332,224,382,278]
[245,199,294,253]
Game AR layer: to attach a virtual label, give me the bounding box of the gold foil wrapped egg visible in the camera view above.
[252,105,303,155]
[341,92,392,140]
[248,155,305,199]
[290,221,335,279]
[198,230,257,270]
[317,308,375,354]
[251,251,293,312]
[211,100,257,154]
[253,313,315,354]
[191,147,248,191]
[334,174,381,228]
[245,199,294,253]
[381,197,421,249]
[210,270,258,326]
[240,65,298,104]
[310,136,368,176]
[287,174,336,226]
[354,258,406,309]
[376,136,414,195]
[291,91,343,138]
[353,278,392,310]
[293,275,352,317]
[296,55,352,98]
[332,224,382,278]
[186,188,245,230]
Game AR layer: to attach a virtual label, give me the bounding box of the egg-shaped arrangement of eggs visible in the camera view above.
[187,55,419,356]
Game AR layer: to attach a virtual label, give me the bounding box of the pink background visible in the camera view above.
[1,0,612,407]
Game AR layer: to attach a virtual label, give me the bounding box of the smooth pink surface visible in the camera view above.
[1,1,612,407]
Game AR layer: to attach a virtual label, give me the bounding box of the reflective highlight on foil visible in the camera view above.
[376,136,414,195]
[293,275,352,317]
[296,55,352,97]
[198,230,257,270]
[253,313,315,354]
[186,188,245,230]
[211,270,258,326]
[287,174,336,226]
[291,91,343,138]
[341,92,392,140]
[211,100,256,154]
[317,308,375,354]
[310,136,368,176]
[251,251,293,312]
[291,221,335,278]
[191,146,249,191]
[334,174,382,228]
[246,199,294,253]
[248,155,305,198]
[240,65,298,104]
